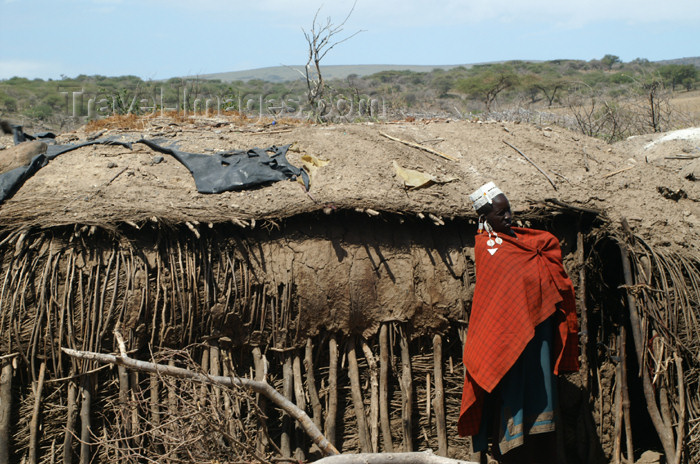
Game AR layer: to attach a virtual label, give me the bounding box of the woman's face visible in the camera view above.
[485,194,513,235]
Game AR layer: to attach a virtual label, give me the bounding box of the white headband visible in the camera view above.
[469,182,504,211]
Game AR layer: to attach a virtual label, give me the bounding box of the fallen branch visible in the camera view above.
[314,450,478,464]
[379,132,458,161]
[503,141,557,190]
[61,347,339,457]
[603,165,635,179]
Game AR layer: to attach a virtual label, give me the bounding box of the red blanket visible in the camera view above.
[458,227,579,436]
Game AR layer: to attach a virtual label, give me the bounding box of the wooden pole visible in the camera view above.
[432,335,447,456]
[620,328,634,463]
[281,354,293,457]
[149,374,160,427]
[326,334,339,448]
[29,362,47,464]
[305,338,323,430]
[613,334,623,464]
[348,336,371,452]
[0,361,13,464]
[379,324,393,452]
[79,374,93,464]
[62,346,340,456]
[399,326,414,452]
[63,380,78,464]
[360,338,379,453]
[293,352,307,461]
[252,346,270,454]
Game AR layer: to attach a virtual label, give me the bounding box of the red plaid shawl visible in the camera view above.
[458,227,579,436]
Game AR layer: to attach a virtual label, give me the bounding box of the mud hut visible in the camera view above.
[0,117,698,464]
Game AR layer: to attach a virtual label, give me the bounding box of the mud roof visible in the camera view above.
[0,118,697,254]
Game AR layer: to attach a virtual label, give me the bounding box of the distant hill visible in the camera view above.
[191,64,472,83]
[656,57,700,68]
[191,58,700,83]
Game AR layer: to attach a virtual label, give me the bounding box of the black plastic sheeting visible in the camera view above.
[0,126,309,205]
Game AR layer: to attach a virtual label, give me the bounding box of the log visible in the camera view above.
[0,361,13,464]
[314,450,479,464]
[360,338,379,453]
[399,327,414,451]
[325,334,339,448]
[79,374,92,464]
[432,335,447,456]
[305,339,323,431]
[63,380,78,464]
[62,346,340,456]
[29,361,47,464]
[379,324,393,452]
[347,336,371,452]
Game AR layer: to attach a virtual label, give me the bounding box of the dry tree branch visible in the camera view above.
[60,346,340,457]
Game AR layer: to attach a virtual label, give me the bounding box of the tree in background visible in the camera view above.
[658,64,698,91]
[601,54,622,71]
[301,2,363,121]
[454,65,519,112]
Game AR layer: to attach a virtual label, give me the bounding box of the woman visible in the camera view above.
[458,182,579,463]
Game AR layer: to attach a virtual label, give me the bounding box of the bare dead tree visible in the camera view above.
[302,2,364,121]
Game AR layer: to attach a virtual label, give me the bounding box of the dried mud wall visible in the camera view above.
[0,212,601,464]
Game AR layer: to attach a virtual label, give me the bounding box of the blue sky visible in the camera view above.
[1,0,699,80]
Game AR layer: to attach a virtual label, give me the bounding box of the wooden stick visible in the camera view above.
[347,337,372,452]
[314,450,479,464]
[63,380,78,464]
[432,335,447,456]
[603,165,635,179]
[281,354,293,457]
[79,374,93,464]
[150,374,160,427]
[576,230,590,391]
[62,346,340,456]
[0,361,13,464]
[325,334,339,448]
[503,141,557,190]
[613,336,623,464]
[29,362,46,464]
[399,326,414,452]
[252,347,270,454]
[618,241,676,462]
[379,132,458,161]
[379,324,394,452]
[360,338,379,453]
[620,328,633,463]
[673,353,686,464]
[130,371,140,446]
[292,352,307,461]
[305,339,323,431]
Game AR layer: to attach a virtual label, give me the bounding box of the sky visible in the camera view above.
[1,0,699,80]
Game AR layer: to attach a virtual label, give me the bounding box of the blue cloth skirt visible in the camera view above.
[472,316,557,456]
